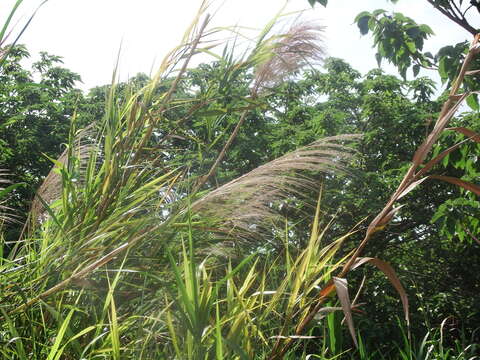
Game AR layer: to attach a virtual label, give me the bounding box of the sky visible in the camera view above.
[1,0,477,91]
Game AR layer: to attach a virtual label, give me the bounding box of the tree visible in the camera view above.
[310,1,480,91]
[306,0,480,244]
[0,45,83,233]
[0,0,50,230]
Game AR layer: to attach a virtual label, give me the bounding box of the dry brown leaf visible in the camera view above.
[352,257,409,326]
[376,205,405,227]
[412,92,468,167]
[429,175,480,196]
[416,140,468,178]
[446,127,480,143]
[333,276,358,348]
[397,178,429,199]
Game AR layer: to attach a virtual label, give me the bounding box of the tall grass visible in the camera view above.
[0,4,362,359]
[1,2,479,359]
[163,197,355,359]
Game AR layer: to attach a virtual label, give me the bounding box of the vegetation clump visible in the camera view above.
[0,1,479,359]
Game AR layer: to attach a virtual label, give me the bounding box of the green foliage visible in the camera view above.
[163,201,351,359]
[1,1,480,358]
[437,41,469,84]
[312,0,480,108]
[309,0,328,7]
[354,10,434,79]
[263,57,480,349]
[0,0,50,233]
[430,114,480,242]
[0,45,83,221]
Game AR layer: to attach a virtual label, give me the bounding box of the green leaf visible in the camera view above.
[372,9,387,17]
[466,93,479,111]
[413,64,420,77]
[368,16,377,31]
[406,41,416,54]
[357,15,371,35]
[309,0,327,6]
[405,27,420,39]
[47,308,76,360]
[375,53,383,67]
[110,297,121,360]
[438,57,447,82]
[419,24,434,35]
[215,302,223,359]
[354,11,371,23]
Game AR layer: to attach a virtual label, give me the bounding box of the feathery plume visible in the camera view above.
[192,134,359,246]
[252,21,326,94]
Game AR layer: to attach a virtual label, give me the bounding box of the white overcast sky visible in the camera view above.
[1,0,476,91]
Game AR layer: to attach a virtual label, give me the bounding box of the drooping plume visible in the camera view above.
[192,135,359,248]
[252,21,326,94]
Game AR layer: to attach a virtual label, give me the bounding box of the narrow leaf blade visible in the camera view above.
[332,277,357,347]
[430,175,480,196]
[446,127,480,143]
[352,258,409,326]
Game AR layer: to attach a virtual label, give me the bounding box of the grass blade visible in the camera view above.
[0,308,27,360]
[332,277,357,348]
[352,257,409,327]
[46,308,75,360]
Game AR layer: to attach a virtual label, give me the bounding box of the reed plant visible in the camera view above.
[0,3,362,359]
[1,1,479,359]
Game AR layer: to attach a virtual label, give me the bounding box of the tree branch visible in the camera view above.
[426,0,477,35]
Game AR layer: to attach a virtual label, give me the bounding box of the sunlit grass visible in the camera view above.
[1,1,479,359]
[0,3,357,359]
